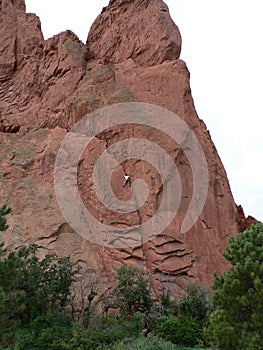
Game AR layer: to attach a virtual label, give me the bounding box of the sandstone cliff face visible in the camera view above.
[0,0,253,296]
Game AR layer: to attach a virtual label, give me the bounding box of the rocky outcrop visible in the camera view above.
[86,0,181,66]
[0,0,256,297]
[237,205,258,233]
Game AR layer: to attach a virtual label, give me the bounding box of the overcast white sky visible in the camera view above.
[25,0,263,222]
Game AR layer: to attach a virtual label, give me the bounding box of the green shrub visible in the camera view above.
[155,315,203,347]
[0,244,77,348]
[150,284,210,347]
[13,319,92,350]
[97,334,179,349]
[177,284,210,321]
[145,303,168,331]
[88,315,140,347]
[113,265,153,314]
[130,311,147,333]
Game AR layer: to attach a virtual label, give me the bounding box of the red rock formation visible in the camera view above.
[87,0,182,66]
[236,205,258,233]
[0,0,257,298]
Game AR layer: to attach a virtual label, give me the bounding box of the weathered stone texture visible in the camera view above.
[0,0,256,296]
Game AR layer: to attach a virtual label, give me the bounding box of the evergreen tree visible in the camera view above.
[209,223,263,350]
[0,204,11,231]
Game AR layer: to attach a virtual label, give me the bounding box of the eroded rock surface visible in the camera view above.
[86,0,181,66]
[0,0,256,297]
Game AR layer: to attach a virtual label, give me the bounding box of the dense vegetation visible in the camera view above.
[1,205,262,349]
[209,223,263,349]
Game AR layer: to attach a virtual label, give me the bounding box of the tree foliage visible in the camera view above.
[154,284,210,346]
[5,198,258,349]
[0,204,11,231]
[113,265,152,313]
[177,284,210,321]
[209,223,263,350]
[0,244,76,347]
[155,315,203,347]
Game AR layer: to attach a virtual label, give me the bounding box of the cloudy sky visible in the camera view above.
[25,0,263,222]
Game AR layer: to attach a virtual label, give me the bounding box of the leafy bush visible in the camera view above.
[209,223,263,350]
[145,303,168,331]
[14,318,93,350]
[154,315,204,347]
[177,284,210,321]
[0,244,77,347]
[88,315,144,347]
[113,265,153,313]
[97,334,181,349]
[152,284,210,347]
[130,311,147,333]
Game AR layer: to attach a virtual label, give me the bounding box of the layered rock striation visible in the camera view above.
[0,0,256,296]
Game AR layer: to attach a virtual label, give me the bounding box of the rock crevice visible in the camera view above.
[0,0,257,296]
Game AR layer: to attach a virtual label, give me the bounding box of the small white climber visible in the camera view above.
[123,174,131,187]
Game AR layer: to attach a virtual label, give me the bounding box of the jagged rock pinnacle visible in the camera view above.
[87,0,182,66]
[0,0,256,297]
